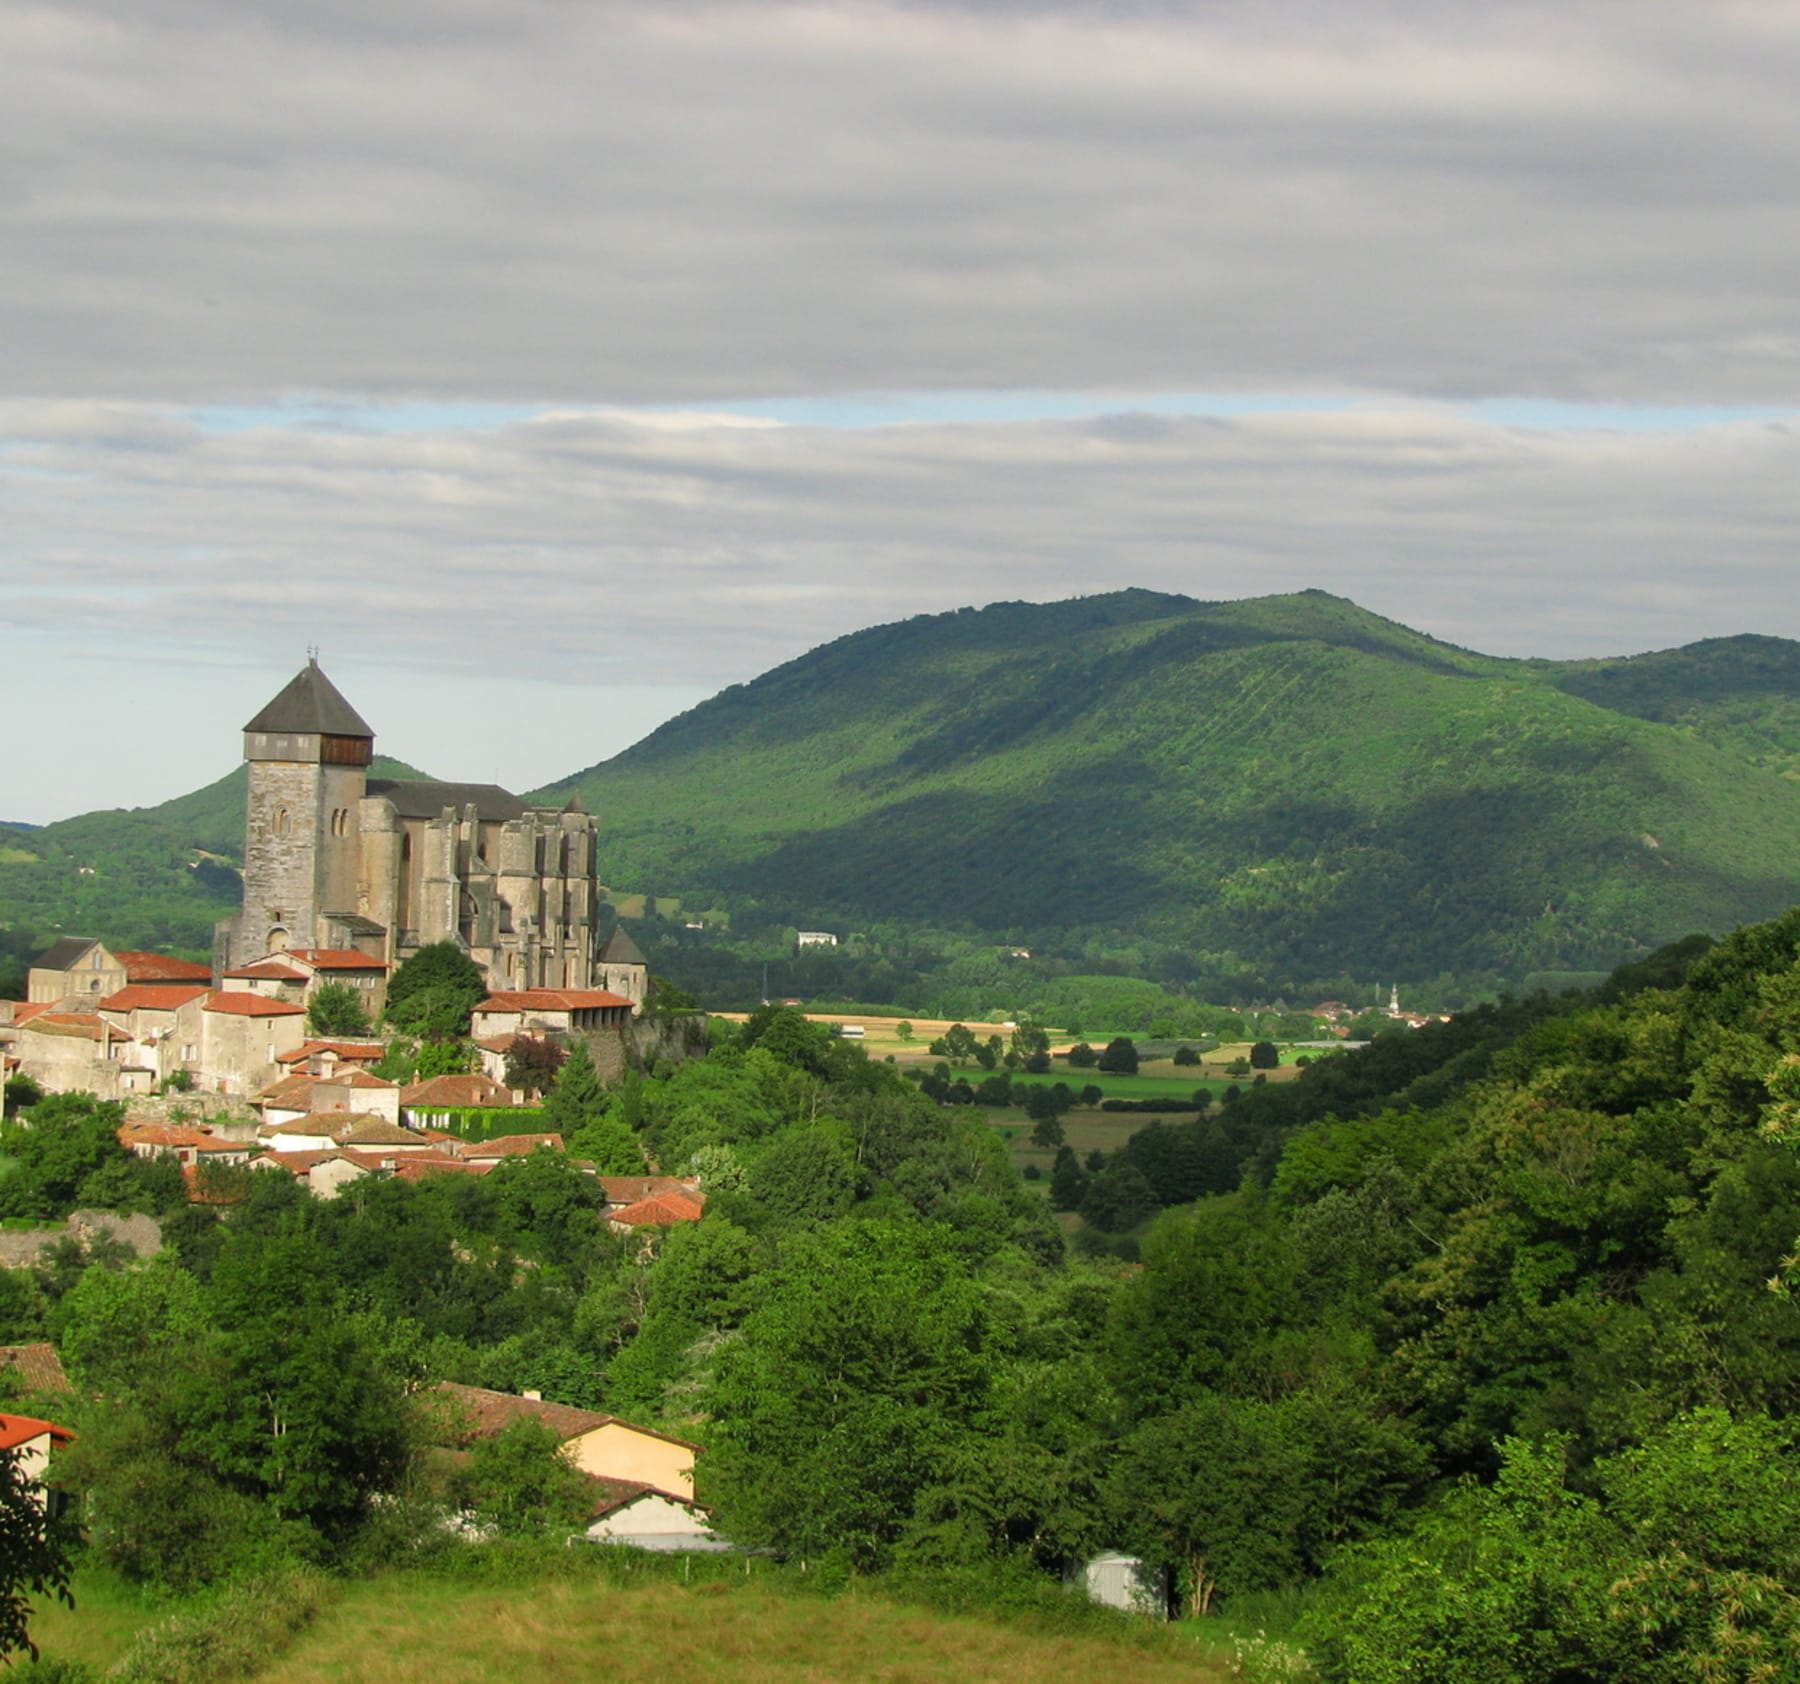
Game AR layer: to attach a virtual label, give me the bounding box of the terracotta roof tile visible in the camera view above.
[0,1415,74,1451]
[456,1132,563,1159]
[0,1346,70,1395]
[224,961,308,982]
[608,1191,705,1228]
[276,1039,385,1065]
[286,948,388,971]
[473,989,632,1014]
[400,1074,513,1108]
[97,984,211,1011]
[205,992,305,1018]
[115,953,213,983]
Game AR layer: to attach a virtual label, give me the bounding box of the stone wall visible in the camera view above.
[0,1209,163,1269]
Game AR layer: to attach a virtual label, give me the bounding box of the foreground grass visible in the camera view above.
[256,1571,1234,1684]
[30,1568,170,1671]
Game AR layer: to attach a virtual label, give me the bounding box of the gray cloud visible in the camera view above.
[5,1,1800,403]
[6,402,1798,685]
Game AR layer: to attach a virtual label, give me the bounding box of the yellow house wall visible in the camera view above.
[567,1423,694,1498]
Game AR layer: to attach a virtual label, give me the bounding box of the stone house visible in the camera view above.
[10,1011,148,1099]
[96,984,212,1086]
[27,939,127,1004]
[199,992,307,1096]
[0,1414,76,1514]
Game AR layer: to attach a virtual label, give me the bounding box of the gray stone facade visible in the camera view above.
[216,662,605,993]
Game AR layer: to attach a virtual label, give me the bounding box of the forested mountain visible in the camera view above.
[535,591,1800,985]
[7,591,1800,991]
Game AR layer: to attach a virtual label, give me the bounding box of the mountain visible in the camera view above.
[531,590,1800,984]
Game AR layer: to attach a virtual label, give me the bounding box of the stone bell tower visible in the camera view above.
[218,659,374,973]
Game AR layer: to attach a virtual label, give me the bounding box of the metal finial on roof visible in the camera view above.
[307,645,320,665]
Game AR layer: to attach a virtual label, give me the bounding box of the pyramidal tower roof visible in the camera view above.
[599,925,647,967]
[244,660,375,739]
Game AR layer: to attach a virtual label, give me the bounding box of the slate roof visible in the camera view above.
[366,779,526,822]
[115,953,213,983]
[30,938,103,973]
[243,661,374,738]
[598,926,647,967]
[0,1345,70,1395]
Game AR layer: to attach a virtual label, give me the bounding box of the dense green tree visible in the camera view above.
[705,1218,994,1568]
[383,942,487,1040]
[306,980,371,1037]
[503,1034,566,1095]
[1097,1037,1139,1075]
[458,1418,593,1536]
[1066,1042,1098,1068]
[1248,1040,1280,1070]
[540,1039,606,1135]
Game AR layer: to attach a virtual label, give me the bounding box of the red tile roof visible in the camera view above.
[474,989,633,1014]
[286,948,388,971]
[607,1191,705,1228]
[390,1154,493,1182]
[205,992,305,1017]
[0,1415,74,1451]
[98,984,211,1012]
[428,1383,699,1454]
[24,1013,129,1043]
[315,1068,398,1090]
[400,1073,513,1108]
[8,1003,51,1025]
[118,1122,219,1151]
[224,960,308,982]
[277,1039,385,1065]
[116,952,213,983]
[0,1346,70,1395]
[456,1132,563,1159]
[599,1175,697,1206]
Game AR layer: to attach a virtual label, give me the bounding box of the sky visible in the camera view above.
[5,0,1800,823]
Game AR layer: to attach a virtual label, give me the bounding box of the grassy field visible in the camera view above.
[242,1571,1236,1684]
[29,1568,170,1671]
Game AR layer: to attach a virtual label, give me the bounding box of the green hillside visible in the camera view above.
[534,591,1800,984]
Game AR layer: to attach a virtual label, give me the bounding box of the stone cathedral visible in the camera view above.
[214,659,603,991]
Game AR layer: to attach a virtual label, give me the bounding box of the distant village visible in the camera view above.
[0,662,701,1221]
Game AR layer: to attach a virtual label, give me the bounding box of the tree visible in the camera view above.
[895,1021,914,1044]
[1172,1045,1201,1068]
[0,1446,72,1661]
[930,1024,980,1067]
[1067,1042,1099,1069]
[540,1039,606,1135]
[1049,1146,1088,1211]
[306,981,370,1038]
[504,1035,566,1095]
[383,942,487,1040]
[1098,1037,1140,1075]
[459,1418,593,1535]
[1249,1041,1280,1071]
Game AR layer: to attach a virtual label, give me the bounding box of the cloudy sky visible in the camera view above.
[5,0,1800,823]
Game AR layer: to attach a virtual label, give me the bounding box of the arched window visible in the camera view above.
[275,808,290,837]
